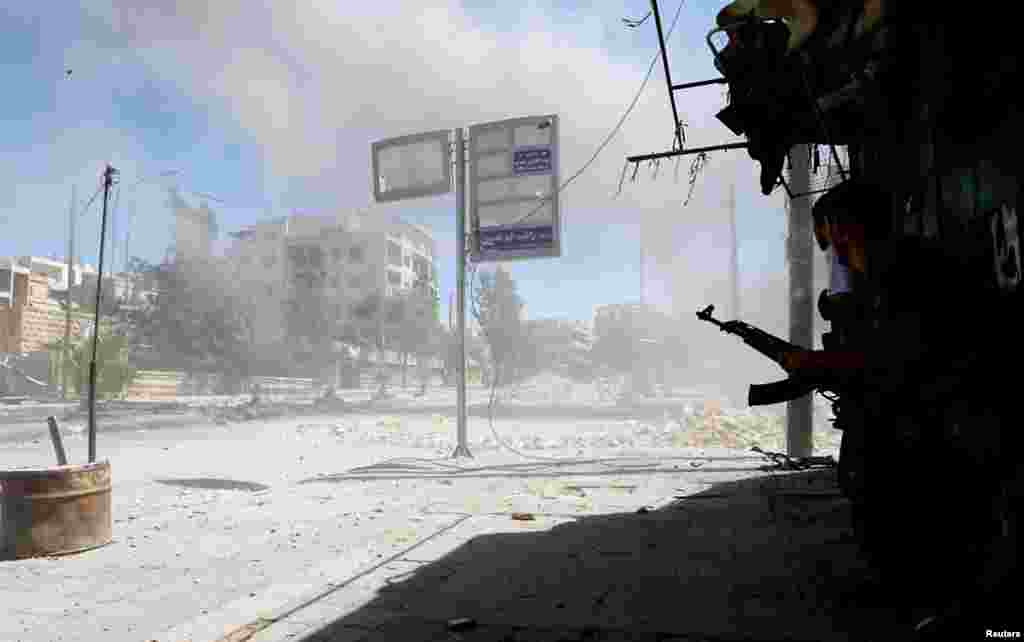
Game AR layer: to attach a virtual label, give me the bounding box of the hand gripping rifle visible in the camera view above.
[696,304,818,406]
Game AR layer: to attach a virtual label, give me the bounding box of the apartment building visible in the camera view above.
[225,209,437,349]
[0,257,83,354]
[171,188,218,263]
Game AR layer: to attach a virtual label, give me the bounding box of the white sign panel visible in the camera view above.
[371,130,452,203]
[469,114,561,262]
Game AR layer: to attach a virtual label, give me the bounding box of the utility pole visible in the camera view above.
[64,186,76,401]
[729,181,740,319]
[88,165,117,464]
[786,146,814,458]
[451,128,471,458]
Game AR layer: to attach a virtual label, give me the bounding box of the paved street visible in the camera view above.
[0,398,875,642]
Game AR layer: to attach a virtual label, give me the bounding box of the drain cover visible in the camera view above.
[155,478,270,492]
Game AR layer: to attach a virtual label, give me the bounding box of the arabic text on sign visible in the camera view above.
[513,147,552,176]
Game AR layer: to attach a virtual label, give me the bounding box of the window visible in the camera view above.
[266,285,273,296]
[387,240,402,266]
[329,276,339,289]
[403,256,411,267]
[387,270,401,285]
[349,245,364,263]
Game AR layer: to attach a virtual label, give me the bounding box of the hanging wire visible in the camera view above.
[622,11,652,28]
[77,184,104,218]
[683,152,709,207]
[613,161,630,198]
[508,0,687,227]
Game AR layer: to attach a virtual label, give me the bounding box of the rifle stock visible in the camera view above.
[747,378,817,407]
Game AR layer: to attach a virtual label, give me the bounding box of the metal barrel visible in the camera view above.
[1,461,112,559]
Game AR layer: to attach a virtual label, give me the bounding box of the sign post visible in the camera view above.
[372,115,560,459]
[452,127,470,457]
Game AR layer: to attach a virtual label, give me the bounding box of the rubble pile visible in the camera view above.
[314,400,844,454]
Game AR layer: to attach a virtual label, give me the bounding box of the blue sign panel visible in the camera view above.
[478,225,555,255]
[513,146,553,176]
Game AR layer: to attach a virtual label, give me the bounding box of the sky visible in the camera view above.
[0,0,795,358]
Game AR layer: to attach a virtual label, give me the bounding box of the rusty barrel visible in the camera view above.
[0,461,112,559]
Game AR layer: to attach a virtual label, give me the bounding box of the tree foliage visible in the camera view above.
[49,332,136,399]
[390,280,440,387]
[123,257,253,378]
[471,265,525,385]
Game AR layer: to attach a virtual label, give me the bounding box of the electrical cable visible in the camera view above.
[77,184,104,218]
[509,0,688,227]
[462,3,699,466]
[108,182,122,277]
[463,242,718,468]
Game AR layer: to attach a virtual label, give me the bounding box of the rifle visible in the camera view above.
[696,304,819,406]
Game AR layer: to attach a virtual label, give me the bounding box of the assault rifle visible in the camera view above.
[696,304,822,406]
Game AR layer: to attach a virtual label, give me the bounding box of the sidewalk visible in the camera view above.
[200,466,898,642]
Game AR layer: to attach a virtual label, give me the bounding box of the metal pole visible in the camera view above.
[451,129,472,458]
[64,186,76,401]
[47,416,68,466]
[786,147,814,458]
[671,78,727,91]
[627,142,748,164]
[88,165,116,464]
[729,182,740,319]
[649,0,685,151]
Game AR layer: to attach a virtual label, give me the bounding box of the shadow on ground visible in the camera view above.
[291,468,914,642]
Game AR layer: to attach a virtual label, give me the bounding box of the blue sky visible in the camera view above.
[0,1,789,326]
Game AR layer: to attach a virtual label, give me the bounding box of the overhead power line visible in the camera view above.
[77,184,104,218]
[510,0,687,227]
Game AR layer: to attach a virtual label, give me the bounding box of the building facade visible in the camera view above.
[1,257,83,354]
[225,209,437,353]
[171,189,217,263]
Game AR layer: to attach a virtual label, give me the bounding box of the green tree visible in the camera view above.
[49,332,137,402]
[124,257,254,385]
[392,280,439,388]
[471,265,525,386]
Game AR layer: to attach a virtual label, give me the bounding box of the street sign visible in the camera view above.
[371,130,452,203]
[468,115,561,262]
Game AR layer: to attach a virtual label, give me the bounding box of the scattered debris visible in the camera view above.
[751,446,837,471]
[510,512,535,521]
